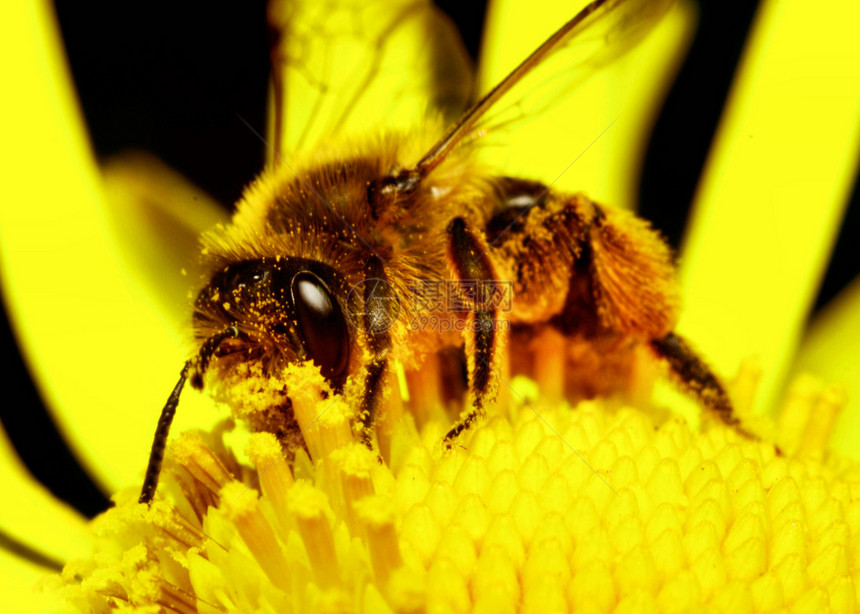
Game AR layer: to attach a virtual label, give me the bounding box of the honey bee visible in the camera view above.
[139,0,743,504]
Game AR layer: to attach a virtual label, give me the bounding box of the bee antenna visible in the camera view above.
[138,325,239,505]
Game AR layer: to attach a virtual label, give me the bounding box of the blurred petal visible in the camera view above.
[0,549,64,614]
[793,276,860,458]
[0,420,91,566]
[0,1,221,491]
[476,0,695,209]
[100,152,229,315]
[677,0,860,416]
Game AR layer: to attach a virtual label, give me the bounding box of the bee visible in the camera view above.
[139,0,744,504]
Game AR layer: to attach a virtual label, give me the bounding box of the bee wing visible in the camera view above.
[267,0,473,160]
[416,0,678,184]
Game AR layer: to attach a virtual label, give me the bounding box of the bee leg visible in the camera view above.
[443,218,504,448]
[357,255,395,450]
[651,332,756,438]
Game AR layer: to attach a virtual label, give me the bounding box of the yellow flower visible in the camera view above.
[1,0,859,612]
[40,368,859,613]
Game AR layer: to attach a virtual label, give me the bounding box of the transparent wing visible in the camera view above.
[419,0,688,207]
[267,0,473,160]
[475,0,676,139]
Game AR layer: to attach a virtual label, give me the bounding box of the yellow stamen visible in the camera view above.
[286,481,340,589]
[246,432,294,526]
[353,495,402,585]
[220,481,291,593]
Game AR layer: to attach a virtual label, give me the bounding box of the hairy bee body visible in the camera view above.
[191,131,701,447]
[139,0,741,505]
[194,134,457,375]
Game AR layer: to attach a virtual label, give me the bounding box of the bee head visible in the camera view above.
[192,258,351,388]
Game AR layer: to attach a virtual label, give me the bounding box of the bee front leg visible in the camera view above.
[358,255,394,449]
[443,218,505,448]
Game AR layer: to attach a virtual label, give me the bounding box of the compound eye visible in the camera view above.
[291,272,349,381]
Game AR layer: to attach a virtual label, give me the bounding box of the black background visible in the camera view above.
[2,0,857,518]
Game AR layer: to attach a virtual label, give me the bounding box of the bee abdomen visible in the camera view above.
[484,182,592,324]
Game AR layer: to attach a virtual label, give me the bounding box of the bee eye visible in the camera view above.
[291,272,349,381]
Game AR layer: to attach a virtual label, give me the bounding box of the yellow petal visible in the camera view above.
[0,421,92,565]
[99,152,229,317]
[0,0,221,490]
[476,0,695,209]
[0,548,65,614]
[677,0,860,417]
[793,276,860,459]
